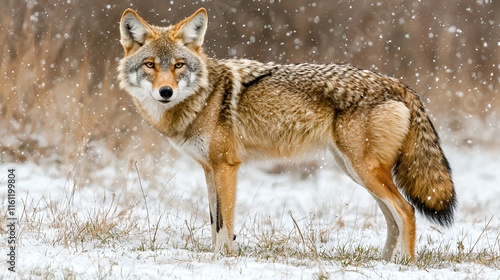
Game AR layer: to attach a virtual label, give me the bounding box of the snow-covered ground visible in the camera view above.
[1,144,499,279]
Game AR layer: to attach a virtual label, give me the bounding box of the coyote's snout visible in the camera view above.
[118,7,456,262]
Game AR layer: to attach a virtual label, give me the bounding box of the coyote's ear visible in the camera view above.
[120,9,155,55]
[174,8,208,51]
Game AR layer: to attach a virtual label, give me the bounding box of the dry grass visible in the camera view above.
[16,168,499,276]
[0,1,498,169]
[19,168,138,249]
[6,151,498,278]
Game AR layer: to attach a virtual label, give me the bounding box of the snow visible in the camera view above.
[1,145,499,279]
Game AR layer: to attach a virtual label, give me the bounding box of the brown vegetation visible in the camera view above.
[1,0,498,167]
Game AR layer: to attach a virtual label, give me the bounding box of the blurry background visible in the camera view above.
[0,0,498,171]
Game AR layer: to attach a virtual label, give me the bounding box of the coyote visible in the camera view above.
[118,8,456,261]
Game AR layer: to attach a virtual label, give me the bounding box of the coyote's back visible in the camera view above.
[117,7,455,262]
[229,60,456,224]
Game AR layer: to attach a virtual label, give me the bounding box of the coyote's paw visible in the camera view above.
[213,227,235,256]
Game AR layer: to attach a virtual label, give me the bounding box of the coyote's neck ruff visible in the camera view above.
[118,8,456,262]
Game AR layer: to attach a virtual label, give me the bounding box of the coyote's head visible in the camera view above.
[118,8,209,113]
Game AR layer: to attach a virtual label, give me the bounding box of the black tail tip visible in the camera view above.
[414,191,457,227]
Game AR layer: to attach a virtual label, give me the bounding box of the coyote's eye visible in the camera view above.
[174,62,185,69]
[144,62,155,68]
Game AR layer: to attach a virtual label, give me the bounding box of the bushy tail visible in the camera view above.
[393,87,456,227]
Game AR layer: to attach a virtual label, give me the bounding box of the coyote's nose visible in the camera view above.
[159,86,174,99]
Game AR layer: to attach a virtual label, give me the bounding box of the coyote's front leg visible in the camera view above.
[202,165,218,248]
[203,162,239,254]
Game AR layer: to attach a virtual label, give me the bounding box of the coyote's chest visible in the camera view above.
[168,134,210,162]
